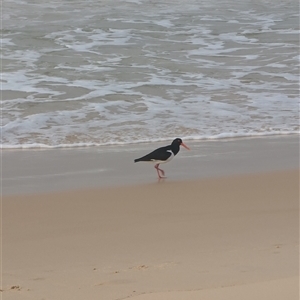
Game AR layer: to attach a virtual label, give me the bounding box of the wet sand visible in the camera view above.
[2,135,298,195]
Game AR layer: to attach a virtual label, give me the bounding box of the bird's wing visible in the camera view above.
[136,146,172,162]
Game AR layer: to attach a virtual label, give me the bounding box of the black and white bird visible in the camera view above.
[134,138,190,179]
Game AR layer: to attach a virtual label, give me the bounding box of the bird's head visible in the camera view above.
[172,138,190,150]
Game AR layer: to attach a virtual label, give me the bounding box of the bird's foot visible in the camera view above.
[158,169,166,179]
[158,169,165,176]
[155,164,166,178]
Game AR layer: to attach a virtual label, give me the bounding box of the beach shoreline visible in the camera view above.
[2,1,299,298]
[2,135,299,195]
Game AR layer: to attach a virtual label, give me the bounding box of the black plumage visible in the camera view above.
[134,138,190,178]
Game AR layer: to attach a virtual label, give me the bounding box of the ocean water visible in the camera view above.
[2,0,299,149]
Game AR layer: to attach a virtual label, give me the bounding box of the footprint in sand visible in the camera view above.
[10,285,22,291]
[131,262,177,271]
[95,279,132,286]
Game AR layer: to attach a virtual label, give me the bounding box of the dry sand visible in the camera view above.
[2,170,299,300]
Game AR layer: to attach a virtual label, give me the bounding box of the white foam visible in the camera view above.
[1,132,299,150]
[2,0,299,149]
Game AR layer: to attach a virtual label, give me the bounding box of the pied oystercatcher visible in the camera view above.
[134,138,190,179]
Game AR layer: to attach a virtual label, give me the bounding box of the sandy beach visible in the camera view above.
[1,137,299,300]
[2,0,299,298]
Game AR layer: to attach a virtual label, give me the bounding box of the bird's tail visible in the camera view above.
[134,158,140,163]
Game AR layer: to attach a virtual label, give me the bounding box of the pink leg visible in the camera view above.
[154,164,165,178]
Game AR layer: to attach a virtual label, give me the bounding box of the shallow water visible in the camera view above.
[2,0,299,148]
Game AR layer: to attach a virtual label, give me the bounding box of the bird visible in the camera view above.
[134,138,190,179]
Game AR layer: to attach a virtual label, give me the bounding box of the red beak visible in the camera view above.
[180,142,190,150]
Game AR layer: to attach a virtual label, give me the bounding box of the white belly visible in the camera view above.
[150,150,174,164]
